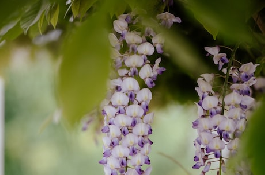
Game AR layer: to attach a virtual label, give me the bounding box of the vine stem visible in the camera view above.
[158,152,192,175]
[219,44,239,175]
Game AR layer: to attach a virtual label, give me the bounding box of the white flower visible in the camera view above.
[108,33,119,47]
[118,14,129,20]
[133,123,149,136]
[230,83,248,91]
[110,48,121,60]
[227,138,239,150]
[103,105,117,118]
[226,108,241,120]
[103,137,111,147]
[201,74,214,83]
[205,46,226,64]
[197,78,214,93]
[209,138,225,150]
[224,91,242,106]
[123,133,138,146]
[111,145,130,158]
[198,118,213,131]
[131,153,145,166]
[114,114,132,127]
[136,88,152,103]
[236,119,246,132]
[118,69,129,76]
[212,114,225,126]
[107,156,120,169]
[152,33,164,45]
[202,96,218,110]
[246,77,257,86]
[143,113,154,124]
[111,92,129,106]
[196,103,203,117]
[141,143,151,156]
[137,42,154,55]
[239,62,259,74]
[241,95,255,108]
[121,77,140,92]
[139,64,153,79]
[126,105,144,118]
[200,132,213,145]
[219,118,236,132]
[125,55,144,67]
[156,12,181,28]
[114,19,128,33]
[109,125,121,138]
[125,32,142,44]
[109,78,122,90]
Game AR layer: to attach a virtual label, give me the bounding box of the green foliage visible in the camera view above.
[20,0,49,33]
[1,22,23,41]
[239,96,265,174]
[125,0,165,16]
[71,0,80,18]
[58,11,110,127]
[50,4,60,28]
[185,0,254,43]
[256,57,265,76]
[71,0,97,19]
[38,11,46,34]
[0,0,37,29]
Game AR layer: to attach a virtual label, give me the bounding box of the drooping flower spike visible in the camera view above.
[192,46,258,174]
[100,11,180,175]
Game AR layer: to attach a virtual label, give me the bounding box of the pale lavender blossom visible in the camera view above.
[100,12,166,175]
[193,45,258,174]
[157,12,181,28]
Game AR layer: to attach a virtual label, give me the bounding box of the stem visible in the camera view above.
[219,45,233,51]
[219,44,239,175]
[125,157,128,172]
[158,152,191,175]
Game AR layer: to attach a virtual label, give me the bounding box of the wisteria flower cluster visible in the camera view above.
[99,12,181,175]
[192,46,258,175]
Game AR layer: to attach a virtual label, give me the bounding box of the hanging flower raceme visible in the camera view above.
[192,46,258,175]
[99,11,179,175]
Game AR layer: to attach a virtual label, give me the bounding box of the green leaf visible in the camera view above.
[20,0,49,34]
[79,0,98,19]
[58,12,110,126]
[45,6,51,25]
[114,1,127,18]
[38,10,46,34]
[0,0,36,29]
[71,0,80,18]
[193,14,218,40]
[0,20,20,38]
[246,0,265,19]
[241,96,265,175]
[1,22,23,41]
[125,0,164,15]
[186,0,253,43]
[50,4,59,28]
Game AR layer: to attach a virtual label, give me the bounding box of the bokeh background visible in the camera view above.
[2,0,265,175]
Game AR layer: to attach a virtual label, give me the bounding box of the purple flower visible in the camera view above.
[99,12,166,175]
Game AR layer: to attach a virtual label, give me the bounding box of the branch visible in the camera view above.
[158,152,192,175]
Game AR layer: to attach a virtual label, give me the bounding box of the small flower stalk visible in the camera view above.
[99,12,180,175]
[192,46,258,174]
